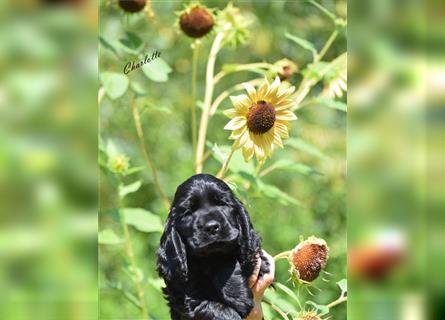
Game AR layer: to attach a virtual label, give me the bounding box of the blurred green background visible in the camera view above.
[2,0,442,320]
[99,1,346,319]
[0,0,98,319]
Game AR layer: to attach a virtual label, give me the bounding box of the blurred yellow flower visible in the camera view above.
[107,154,130,174]
[224,76,297,162]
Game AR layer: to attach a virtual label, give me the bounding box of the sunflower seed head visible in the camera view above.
[291,236,329,282]
[118,0,146,13]
[179,6,214,38]
[246,100,276,134]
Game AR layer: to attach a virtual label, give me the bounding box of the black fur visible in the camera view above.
[157,174,269,320]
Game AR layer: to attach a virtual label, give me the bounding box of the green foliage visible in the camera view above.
[285,32,317,59]
[121,208,164,233]
[99,1,346,319]
[99,229,124,245]
[141,58,173,82]
[101,72,129,100]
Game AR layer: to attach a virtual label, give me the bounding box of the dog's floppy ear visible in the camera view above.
[157,208,188,285]
[234,198,261,275]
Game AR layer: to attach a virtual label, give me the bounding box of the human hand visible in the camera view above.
[245,250,275,320]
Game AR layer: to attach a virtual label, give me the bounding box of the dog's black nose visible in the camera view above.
[203,220,220,234]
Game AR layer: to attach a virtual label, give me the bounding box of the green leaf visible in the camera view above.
[99,229,124,245]
[264,159,321,176]
[99,36,119,57]
[210,144,255,175]
[264,288,298,314]
[313,97,347,112]
[142,58,172,82]
[285,138,328,160]
[261,301,273,320]
[308,0,337,22]
[211,143,228,164]
[122,166,144,176]
[101,72,129,100]
[124,265,144,283]
[105,139,119,157]
[337,278,347,294]
[118,31,142,54]
[275,282,301,305]
[121,208,164,233]
[257,181,303,207]
[285,33,317,58]
[304,61,329,80]
[306,301,330,316]
[118,180,142,198]
[147,278,165,292]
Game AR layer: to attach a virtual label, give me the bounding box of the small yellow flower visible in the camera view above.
[108,154,130,174]
[298,311,322,320]
[223,76,297,163]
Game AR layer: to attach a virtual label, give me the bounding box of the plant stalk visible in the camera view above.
[326,295,347,308]
[262,300,289,320]
[292,29,339,108]
[273,251,291,260]
[131,101,170,211]
[213,62,273,84]
[191,40,200,158]
[216,149,235,179]
[209,78,263,116]
[195,32,225,173]
[117,197,149,320]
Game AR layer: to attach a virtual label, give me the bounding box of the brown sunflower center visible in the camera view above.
[246,100,276,134]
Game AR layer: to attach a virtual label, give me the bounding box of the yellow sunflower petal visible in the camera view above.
[276,110,297,121]
[257,78,269,99]
[273,86,296,105]
[275,101,294,111]
[242,144,254,161]
[254,144,266,163]
[229,94,251,113]
[229,126,247,139]
[232,130,249,150]
[275,122,290,138]
[273,130,284,148]
[265,76,281,101]
[223,108,238,119]
[242,82,257,102]
[224,117,246,130]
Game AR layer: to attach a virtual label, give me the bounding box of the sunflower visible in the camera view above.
[223,76,297,163]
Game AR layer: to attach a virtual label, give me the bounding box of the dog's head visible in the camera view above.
[157,174,259,284]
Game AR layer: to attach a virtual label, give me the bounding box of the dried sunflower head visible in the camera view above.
[178,4,214,39]
[290,236,329,283]
[274,58,298,81]
[118,0,146,13]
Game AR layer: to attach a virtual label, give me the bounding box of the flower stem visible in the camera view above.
[117,197,148,320]
[216,149,235,179]
[292,29,339,108]
[131,100,170,211]
[213,62,273,84]
[195,32,225,173]
[191,40,200,158]
[326,295,347,308]
[258,164,275,177]
[273,251,291,260]
[316,29,338,63]
[262,299,289,320]
[209,78,263,116]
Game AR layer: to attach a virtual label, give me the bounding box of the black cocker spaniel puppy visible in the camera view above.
[157,174,269,320]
